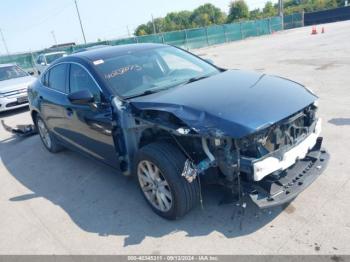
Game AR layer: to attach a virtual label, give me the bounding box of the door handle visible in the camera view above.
[66,108,73,117]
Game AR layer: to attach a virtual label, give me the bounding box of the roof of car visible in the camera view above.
[72,44,110,54]
[43,51,67,56]
[69,43,166,61]
[0,63,16,68]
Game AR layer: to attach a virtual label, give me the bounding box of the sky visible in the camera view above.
[0,0,276,54]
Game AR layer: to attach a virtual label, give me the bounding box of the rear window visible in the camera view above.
[46,53,66,64]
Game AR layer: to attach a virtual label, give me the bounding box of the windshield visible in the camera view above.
[46,53,66,64]
[0,66,28,81]
[94,46,220,98]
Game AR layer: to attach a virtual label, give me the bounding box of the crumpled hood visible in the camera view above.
[129,70,317,138]
[0,76,35,94]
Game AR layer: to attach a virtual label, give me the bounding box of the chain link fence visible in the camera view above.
[284,13,304,29]
[0,16,285,72]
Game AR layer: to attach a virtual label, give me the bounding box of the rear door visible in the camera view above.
[62,63,119,167]
[39,63,70,140]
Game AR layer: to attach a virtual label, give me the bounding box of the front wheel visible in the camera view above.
[135,142,200,220]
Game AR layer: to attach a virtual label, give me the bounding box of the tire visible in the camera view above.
[135,142,200,220]
[35,115,64,153]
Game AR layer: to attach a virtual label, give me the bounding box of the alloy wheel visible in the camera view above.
[137,160,173,212]
[37,118,52,149]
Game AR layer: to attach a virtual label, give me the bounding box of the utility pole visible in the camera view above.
[126,25,131,37]
[51,30,58,45]
[0,28,10,56]
[74,0,87,44]
[278,0,284,29]
[278,0,284,17]
[151,14,156,34]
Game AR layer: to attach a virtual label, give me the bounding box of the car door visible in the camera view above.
[39,64,70,140]
[63,63,119,167]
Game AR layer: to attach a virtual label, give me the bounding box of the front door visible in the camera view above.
[62,63,119,167]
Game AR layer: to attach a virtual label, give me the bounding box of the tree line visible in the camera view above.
[135,0,345,36]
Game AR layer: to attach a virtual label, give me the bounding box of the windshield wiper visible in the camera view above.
[183,74,212,85]
[124,84,176,99]
[125,89,160,99]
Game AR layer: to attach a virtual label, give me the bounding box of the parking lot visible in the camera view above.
[1,20,350,255]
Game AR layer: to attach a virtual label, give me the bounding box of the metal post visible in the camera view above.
[268,18,272,34]
[205,27,209,46]
[74,0,87,44]
[184,29,188,50]
[302,10,305,27]
[126,26,131,37]
[30,51,36,74]
[151,15,156,34]
[278,0,284,30]
[51,30,58,45]
[223,25,228,42]
[240,22,243,39]
[0,28,10,56]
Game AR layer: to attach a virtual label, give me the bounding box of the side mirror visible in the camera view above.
[68,90,94,105]
[205,58,214,65]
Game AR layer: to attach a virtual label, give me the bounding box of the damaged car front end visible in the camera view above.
[128,103,328,210]
[125,69,329,210]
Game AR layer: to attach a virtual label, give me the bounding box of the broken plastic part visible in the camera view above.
[181,159,198,183]
[1,120,37,137]
[181,158,214,183]
[176,127,191,135]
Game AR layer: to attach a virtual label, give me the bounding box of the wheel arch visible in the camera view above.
[31,110,40,126]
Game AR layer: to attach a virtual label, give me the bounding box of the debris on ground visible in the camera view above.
[1,120,37,137]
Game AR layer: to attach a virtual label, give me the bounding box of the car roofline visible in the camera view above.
[0,63,17,68]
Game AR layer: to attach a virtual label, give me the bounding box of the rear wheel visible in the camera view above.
[135,142,200,220]
[36,116,63,153]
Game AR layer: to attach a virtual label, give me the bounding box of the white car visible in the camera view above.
[35,51,67,74]
[0,64,36,112]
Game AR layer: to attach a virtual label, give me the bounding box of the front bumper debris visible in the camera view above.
[1,120,37,137]
[253,118,322,181]
[246,137,329,208]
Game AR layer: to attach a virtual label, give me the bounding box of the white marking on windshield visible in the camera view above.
[93,59,104,65]
[104,64,143,79]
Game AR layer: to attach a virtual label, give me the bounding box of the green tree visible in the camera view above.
[227,0,249,22]
[163,11,192,31]
[190,3,227,27]
[262,1,277,17]
[151,17,166,33]
[135,24,152,36]
[325,0,338,8]
[250,8,262,19]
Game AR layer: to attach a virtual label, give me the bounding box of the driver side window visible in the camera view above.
[69,64,101,102]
